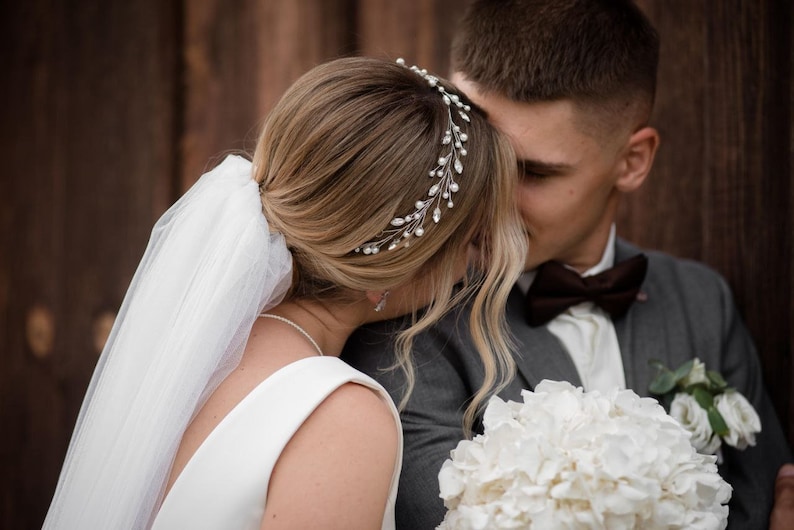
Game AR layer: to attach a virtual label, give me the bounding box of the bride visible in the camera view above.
[43,57,526,529]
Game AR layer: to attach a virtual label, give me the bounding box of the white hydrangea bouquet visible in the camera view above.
[649,358,761,456]
[437,380,732,530]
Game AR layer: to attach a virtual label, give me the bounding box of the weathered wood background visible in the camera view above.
[0,1,790,527]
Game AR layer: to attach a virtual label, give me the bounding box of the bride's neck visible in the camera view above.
[266,299,369,358]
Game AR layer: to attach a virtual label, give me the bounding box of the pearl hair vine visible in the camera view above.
[353,58,471,255]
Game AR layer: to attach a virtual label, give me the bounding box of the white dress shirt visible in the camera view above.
[517,225,626,392]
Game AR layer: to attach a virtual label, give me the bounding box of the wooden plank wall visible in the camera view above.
[628,0,793,446]
[0,1,790,527]
[0,0,179,527]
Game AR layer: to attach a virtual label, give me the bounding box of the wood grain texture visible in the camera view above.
[356,0,461,75]
[624,0,708,259]
[0,0,178,526]
[789,0,794,452]
[0,2,790,528]
[180,0,356,191]
[629,0,792,446]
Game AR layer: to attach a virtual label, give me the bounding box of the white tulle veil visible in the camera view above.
[43,155,293,528]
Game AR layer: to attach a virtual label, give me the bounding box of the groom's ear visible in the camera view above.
[615,126,659,193]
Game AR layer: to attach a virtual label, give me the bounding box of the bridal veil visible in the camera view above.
[44,155,293,528]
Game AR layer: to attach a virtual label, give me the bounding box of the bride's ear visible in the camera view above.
[365,290,391,313]
[364,291,382,306]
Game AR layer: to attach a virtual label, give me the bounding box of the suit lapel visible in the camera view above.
[613,240,669,397]
[503,286,582,397]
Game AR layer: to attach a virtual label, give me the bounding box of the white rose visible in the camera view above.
[680,358,709,387]
[670,393,721,454]
[715,391,761,449]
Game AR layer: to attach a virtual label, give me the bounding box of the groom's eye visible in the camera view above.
[517,162,551,181]
[517,160,570,182]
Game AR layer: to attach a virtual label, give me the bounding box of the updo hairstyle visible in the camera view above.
[253,57,527,429]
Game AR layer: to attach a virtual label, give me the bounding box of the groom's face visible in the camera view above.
[452,75,626,273]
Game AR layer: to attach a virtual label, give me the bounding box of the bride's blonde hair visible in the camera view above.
[253,57,527,431]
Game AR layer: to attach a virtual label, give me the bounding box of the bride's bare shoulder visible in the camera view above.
[262,382,399,529]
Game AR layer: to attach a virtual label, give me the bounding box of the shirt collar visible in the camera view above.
[582,224,616,277]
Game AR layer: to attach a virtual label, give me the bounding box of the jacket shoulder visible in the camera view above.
[617,238,731,297]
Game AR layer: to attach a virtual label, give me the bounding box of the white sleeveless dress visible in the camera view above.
[151,356,403,530]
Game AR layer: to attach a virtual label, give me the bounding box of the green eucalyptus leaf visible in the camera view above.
[649,370,676,395]
[708,407,730,436]
[648,359,667,372]
[683,382,708,394]
[673,359,695,383]
[707,370,728,390]
[692,386,714,409]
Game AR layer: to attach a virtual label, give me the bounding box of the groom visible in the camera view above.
[343,1,791,528]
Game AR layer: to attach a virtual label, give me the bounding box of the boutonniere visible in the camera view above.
[649,358,761,457]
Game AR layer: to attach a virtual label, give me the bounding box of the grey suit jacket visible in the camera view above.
[342,239,792,530]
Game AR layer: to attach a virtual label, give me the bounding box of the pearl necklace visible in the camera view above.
[258,313,324,356]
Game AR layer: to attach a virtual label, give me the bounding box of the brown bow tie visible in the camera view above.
[525,254,648,327]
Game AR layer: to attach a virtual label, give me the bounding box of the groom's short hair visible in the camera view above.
[451,0,660,132]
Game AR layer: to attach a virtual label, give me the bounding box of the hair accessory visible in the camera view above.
[373,290,391,312]
[354,58,471,255]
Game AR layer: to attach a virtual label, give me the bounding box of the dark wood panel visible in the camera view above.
[0,2,790,529]
[624,0,708,259]
[627,0,792,445]
[0,0,179,527]
[699,0,791,447]
[356,0,461,75]
[180,0,356,190]
[789,0,794,451]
